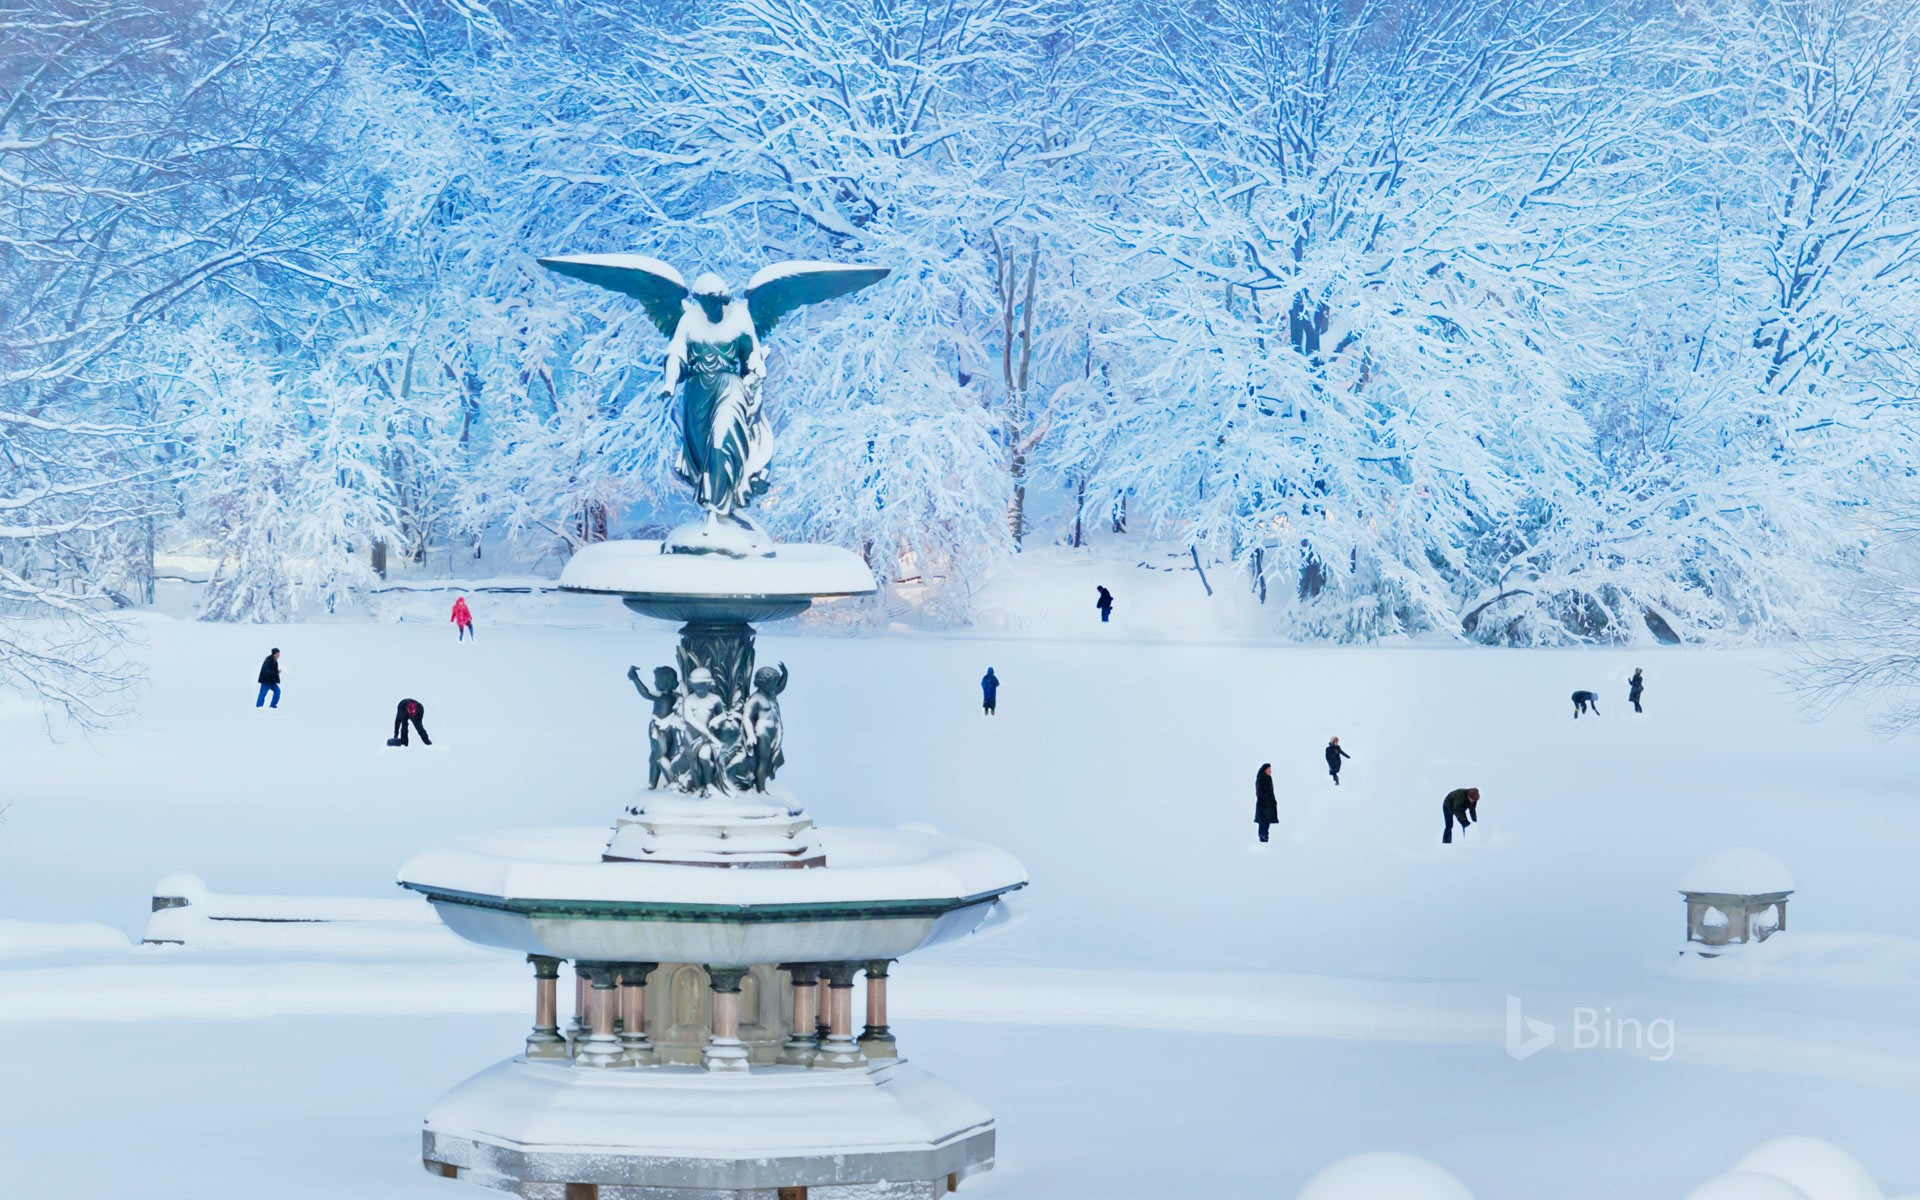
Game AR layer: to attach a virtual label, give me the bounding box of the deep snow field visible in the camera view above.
[4,580,1920,1198]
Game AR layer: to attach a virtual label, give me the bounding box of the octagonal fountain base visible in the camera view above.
[423,1057,994,1200]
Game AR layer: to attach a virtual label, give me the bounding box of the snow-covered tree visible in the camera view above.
[1,0,340,711]
[1079,0,1671,641]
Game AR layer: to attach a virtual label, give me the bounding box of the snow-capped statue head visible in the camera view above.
[691,272,731,298]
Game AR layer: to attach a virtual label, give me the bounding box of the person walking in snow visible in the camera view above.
[1628,668,1645,714]
[389,698,432,747]
[1441,786,1480,844]
[980,668,1000,716]
[451,595,475,641]
[255,648,282,709]
[1324,737,1351,785]
[1571,689,1600,718]
[1254,763,1278,843]
[1095,585,1114,624]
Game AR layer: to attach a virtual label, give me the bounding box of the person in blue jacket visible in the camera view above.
[980,668,1000,716]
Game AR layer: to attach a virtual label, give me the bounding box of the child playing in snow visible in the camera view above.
[1442,787,1480,844]
[389,698,432,747]
[1324,737,1351,785]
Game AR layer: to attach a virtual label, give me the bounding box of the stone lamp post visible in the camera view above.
[1680,848,1794,956]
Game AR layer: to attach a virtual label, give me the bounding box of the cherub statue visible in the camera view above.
[626,665,682,790]
[740,663,789,793]
[675,668,735,796]
[537,255,889,548]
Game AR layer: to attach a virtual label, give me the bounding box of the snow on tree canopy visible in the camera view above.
[1294,1152,1477,1200]
[1731,1137,1886,1200]
[1681,849,1796,896]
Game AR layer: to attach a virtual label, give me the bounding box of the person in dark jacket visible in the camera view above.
[1324,736,1351,785]
[1442,787,1480,844]
[255,648,282,709]
[1254,763,1278,842]
[1095,585,1114,623]
[980,668,1000,716]
[1571,690,1600,718]
[390,698,432,747]
[1628,668,1645,714]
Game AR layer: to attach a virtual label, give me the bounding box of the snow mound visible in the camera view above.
[1296,1152,1475,1200]
[1731,1136,1884,1200]
[1682,848,1795,895]
[0,919,131,960]
[1686,1173,1815,1200]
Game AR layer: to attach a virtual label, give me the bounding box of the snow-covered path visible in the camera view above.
[3,612,1918,1196]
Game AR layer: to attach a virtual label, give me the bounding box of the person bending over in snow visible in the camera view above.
[451,595,475,641]
[1442,787,1480,844]
[980,668,1000,716]
[1571,690,1600,718]
[390,698,432,747]
[255,648,282,709]
[1254,763,1278,843]
[1628,668,1644,714]
[1324,736,1351,785]
[1095,585,1115,624]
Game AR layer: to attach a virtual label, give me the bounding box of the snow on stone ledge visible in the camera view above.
[1295,1152,1476,1200]
[398,825,1027,907]
[1681,848,1796,896]
[558,539,875,598]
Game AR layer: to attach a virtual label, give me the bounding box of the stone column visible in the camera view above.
[780,964,821,1066]
[858,959,897,1060]
[575,964,624,1068]
[568,967,590,1052]
[617,963,657,1067]
[525,955,568,1060]
[702,967,752,1073]
[815,963,866,1069]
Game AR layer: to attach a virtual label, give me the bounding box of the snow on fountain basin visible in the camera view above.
[397,825,1028,964]
[558,539,876,605]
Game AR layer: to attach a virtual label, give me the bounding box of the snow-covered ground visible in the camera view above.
[3,590,1919,1197]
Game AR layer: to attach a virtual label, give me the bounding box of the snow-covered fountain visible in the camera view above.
[396,254,1028,1199]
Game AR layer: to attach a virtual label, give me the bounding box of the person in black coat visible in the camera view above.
[1254,763,1278,842]
[980,668,1000,716]
[1324,736,1351,785]
[1442,786,1480,844]
[1095,585,1114,623]
[1571,690,1600,718]
[1628,668,1645,714]
[255,648,282,709]
[390,698,432,747]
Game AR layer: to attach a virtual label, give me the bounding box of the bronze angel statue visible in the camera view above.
[538,254,888,554]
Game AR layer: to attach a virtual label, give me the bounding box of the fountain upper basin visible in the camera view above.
[398,825,1027,964]
[560,539,876,623]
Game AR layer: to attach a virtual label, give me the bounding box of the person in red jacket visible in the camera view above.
[451,595,474,641]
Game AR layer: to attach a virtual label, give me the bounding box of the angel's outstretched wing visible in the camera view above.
[539,254,689,338]
[746,261,890,339]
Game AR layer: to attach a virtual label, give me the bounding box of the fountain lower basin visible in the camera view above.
[398,826,1027,964]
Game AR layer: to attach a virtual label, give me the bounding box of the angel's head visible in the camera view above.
[691,272,732,322]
